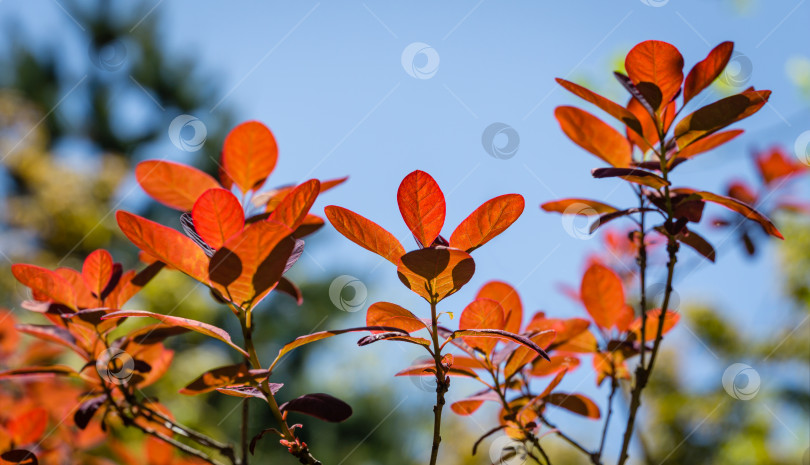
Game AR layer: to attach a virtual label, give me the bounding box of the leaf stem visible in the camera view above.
[429,300,448,465]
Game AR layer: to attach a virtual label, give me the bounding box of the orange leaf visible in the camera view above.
[676,129,743,160]
[102,310,248,357]
[528,316,596,353]
[555,106,632,167]
[135,160,220,211]
[324,206,405,265]
[191,188,245,250]
[530,355,580,377]
[449,194,524,253]
[269,179,321,231]
[179,363,267,395]
[269,327,405,371]
[397,170,446,247]
[555,78,643,135]
[293,214,325,239]
[320,176,349,192]
[625,40,684,109]
[683,41,734,104]
[221,121,278,194]
[695,191,783,239]
[475,281,523,335]
[7,409,48,445]
[674,90,771,148]
[504,330,556,379]
[81,250,114,299]
[580,263,630,330]
[459,298,506,354]
[208,221,296,308]
[450,391,500,416]
[116,211,209,283]
[11,264,76,310]
[396,248,475,303]
[545,393,600,419]
[630,309,680,342]
[755,146,807,185]
[366,302,426,334]
[541,198,618,216]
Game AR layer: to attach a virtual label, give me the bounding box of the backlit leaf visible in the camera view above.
[630,309,680,342]
[449,329,550,361]
[541,198,618,216]
[192,188,245,250]
[449,194,524,253]
[221,121,278,193]
[475,281,523,335]
[504,330,556,380]
[102,310,248,357]
[555,106,632,167]
[179,364,268,395]
[625,40,684,108]
[7,409,47,445]
[683,41,734,104]
[397,170,446,248]
[450,390,500,416]
[674,90,771,148]
[675,129,744,160]
[366,302,426,333]
[208,221,295,308]
[555,78,643,135]
[269,179,321,231]
[580,263,631,330]
[135,160,220,211]
[325,206,405,265]
[116,211,209,283]
[11,265,76,310]
[81,250,114,299]
[695,191,783,239]
[545,393,600,419]
[396,248,475,303]
[592,167,670,189]
[459,298,506,354]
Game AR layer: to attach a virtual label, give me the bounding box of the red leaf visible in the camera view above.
[695,191,783,239]
[683,41,734,104]
[449,194,525,253]
[541,198,618,216]
[102,310,248,357]
[7,409,48,446]
[580,263,631,330]
[459,298,506,354]
[630,309,680,342]
[755,146,807,185]
[269,179,321,231]
[545,393,600,419]
[366,302,426,334]
[11,265,76,310]
[116,211,209,283]
[675,90,771,148]
[504,330,557,380]
[475,281,523,335]
[396,248,476,303]
[397,170,446,247]
[81,250,114,299]
[625,40,684,109]
[135,160,220,211]
[555,78,643,135]
[208,221,296,308]
[555,106,632,167]
[222,121,278,193]
[530,355,581,377]
[450,391,500,416]
[676,129,744,160]
[191,188,245,250]
[324,206,405,265]
[179,364,268,395]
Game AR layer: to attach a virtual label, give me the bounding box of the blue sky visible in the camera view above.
[2,0,809,460]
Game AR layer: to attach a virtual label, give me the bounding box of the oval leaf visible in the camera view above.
[397,170,446,247]
[683,41,734,104]
[11,265,76,310]
[545,392,600,419]
[269,179,321,231]
[555,78,644,135]
[81,250,114,299]
[555,106,632,167]
[459,298,506,355]
[192,188,245,250]
[475,281,523,335]
[221,121,278,193]
[625,40,684,108]
[279,393,352,423]
[580,263,632,331]
[450,194,525,253]
[366,302,426,334]
[135,160,220,211]
[324,206,405,265]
